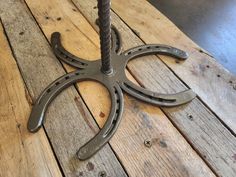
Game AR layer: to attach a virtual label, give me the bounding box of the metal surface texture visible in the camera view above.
[98,0,112,74]
[27,0,196,160]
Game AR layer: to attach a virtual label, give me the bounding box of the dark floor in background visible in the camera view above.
[148,0,236,75]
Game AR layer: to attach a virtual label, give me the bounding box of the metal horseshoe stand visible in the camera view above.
[27,0,196,160]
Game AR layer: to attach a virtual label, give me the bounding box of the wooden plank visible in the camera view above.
[0,1,127,177]
[24,0,217,176]
[112,0,236,133]
[0,22,62,177]
[71,1,236,177]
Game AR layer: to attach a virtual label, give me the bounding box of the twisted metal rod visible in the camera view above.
[98,0,113,74]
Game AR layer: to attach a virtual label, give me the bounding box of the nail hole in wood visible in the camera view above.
[98,171,107,177]
[188,114,193,120]
[144,139,152,148]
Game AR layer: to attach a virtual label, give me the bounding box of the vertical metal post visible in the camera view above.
[98,0,113,74]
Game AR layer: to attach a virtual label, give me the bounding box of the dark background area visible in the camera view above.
[148,0,236,75]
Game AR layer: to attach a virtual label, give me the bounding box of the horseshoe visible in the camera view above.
[28,26,196,160]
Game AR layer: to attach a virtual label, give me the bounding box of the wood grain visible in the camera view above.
[71,0,236,177]
[24,0,217,176]
[0,22,62,177]
[0,1,127,177]
[112,0,236,133]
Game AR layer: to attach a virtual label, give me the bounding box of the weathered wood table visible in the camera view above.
[0,0,235,177]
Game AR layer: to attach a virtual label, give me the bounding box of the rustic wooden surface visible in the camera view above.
[0,0,235,176]
[23,0,216,176]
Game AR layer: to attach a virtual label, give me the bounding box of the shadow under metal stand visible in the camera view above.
[27,0,196,160]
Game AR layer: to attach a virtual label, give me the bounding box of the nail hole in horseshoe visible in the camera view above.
[116,109,119,114]
[148,95,153,99]
[113,119,117,124]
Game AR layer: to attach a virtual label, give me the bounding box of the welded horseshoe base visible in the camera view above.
[28,25,196,160]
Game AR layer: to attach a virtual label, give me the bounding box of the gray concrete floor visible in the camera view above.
[149,0,236,75]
